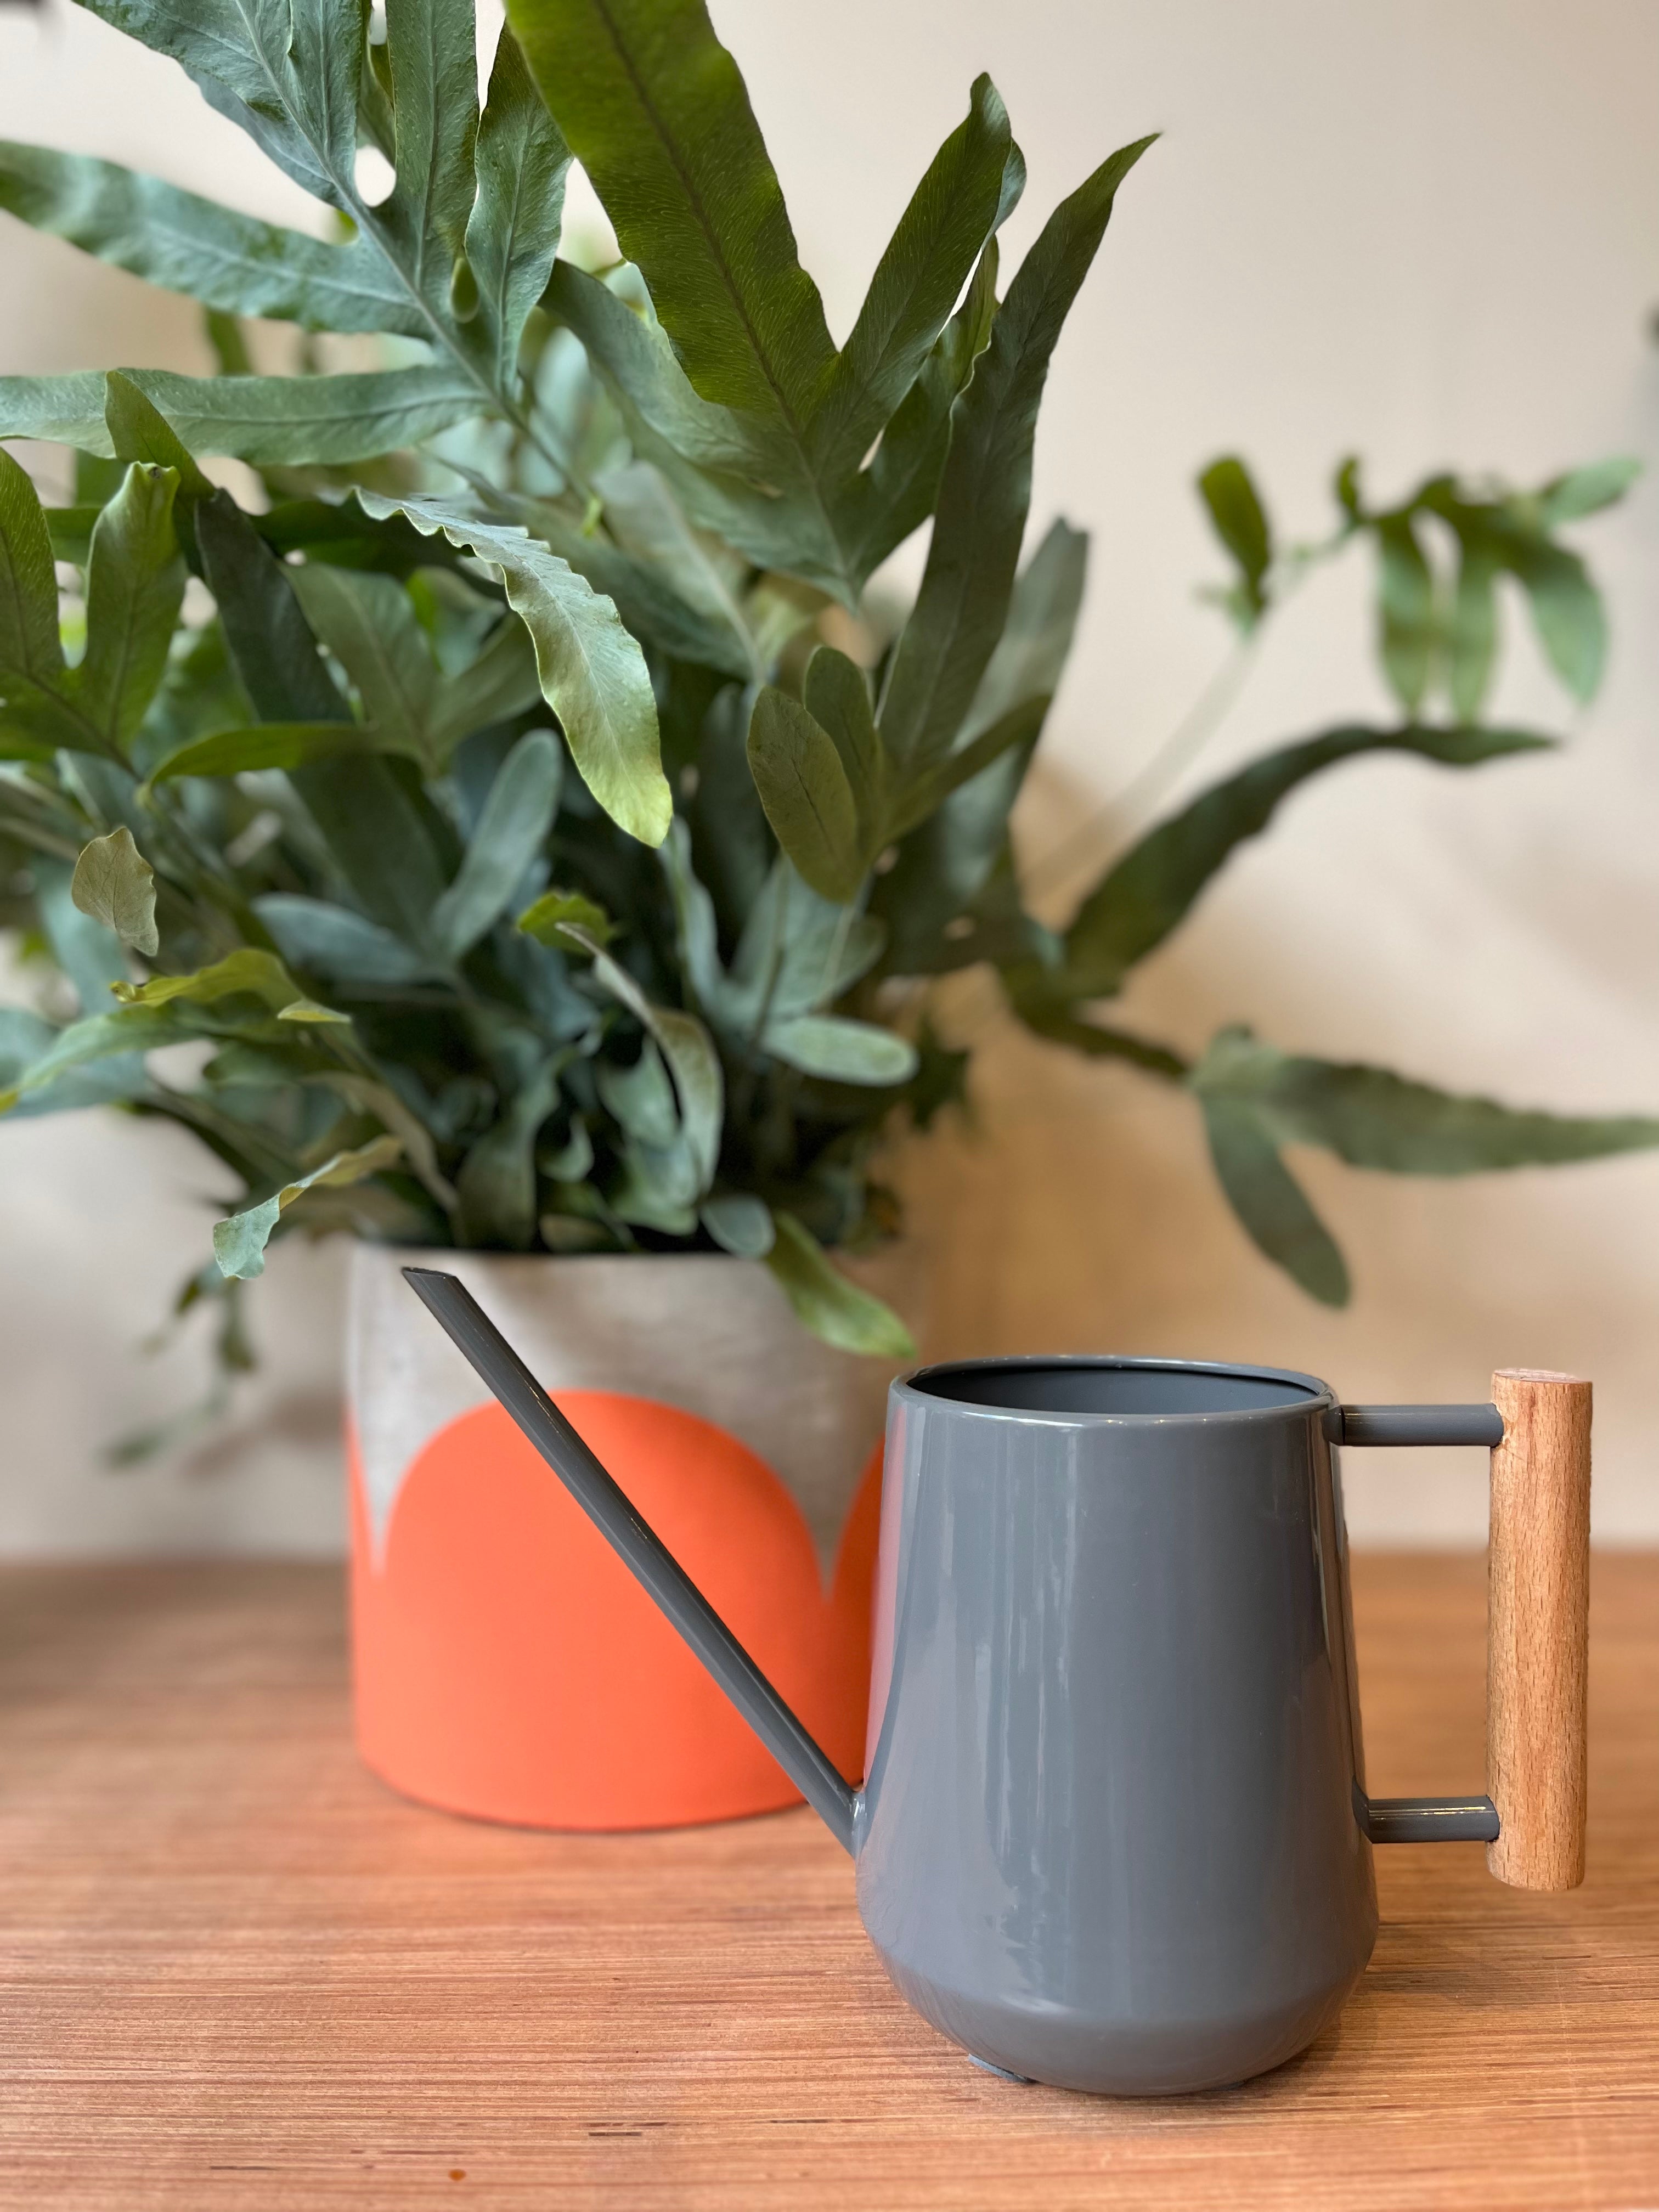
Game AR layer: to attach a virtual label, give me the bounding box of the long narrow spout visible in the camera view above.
[402,1266,860,1853]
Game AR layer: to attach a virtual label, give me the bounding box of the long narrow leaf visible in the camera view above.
[148,721,378,783]
[425,614,545,759]
[837,236,999,584]
[290,564,438,759]
[544,262,843,588]
[112,945,340,1015]
[284,0,373,197]
[1058,723,1551,1002]
[958,516,1088,740]
[887,693,1048,839]
[0,445,67,694]
[70,462,186,752]
[465,25,569,383]
[543,263,785,479]
[727,862,885,1022]
[381,0,480,313]
[196,492,450,941]
[763,1013,918,1086]
[0,365,483,464]
[763,1211,915,1357]
[255,894,439,984]
[533,47,1023,601]
[0,140,428,334]
[872,522,1086,963]
[1011,1002,1188,1079]
[510,0,836,425]
[1445,533,1499,720]
[1497,537,1606,704]
[1201,1098,1350,1306]
[455,1063,562,1246]
[878,134,1155,769]
[800,645,884,850]
[745,688,864,902]
[1537,457,1641,529]
[1375,515,1434,710]
[1197,455,1272,627]
[357,492,669,844]
[0,946,343,1112]
[0,1005,146,1118]
[567,927,724,1195]
[0,1002,188,1111]
[808,75,1019,481]
[196,493,351,723]
[1192,1026,1659,1175]
[592,459,757,673]
[431,726,563,957]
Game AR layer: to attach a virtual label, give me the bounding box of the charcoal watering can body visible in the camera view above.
[405,1271,1590,2097]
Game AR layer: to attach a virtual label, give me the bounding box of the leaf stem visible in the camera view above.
[1025,633,1260,903]
[816,891,860,1011]
[1024,518,1358,905]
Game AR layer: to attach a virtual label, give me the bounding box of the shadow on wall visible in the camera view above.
[174,1387,346,1483]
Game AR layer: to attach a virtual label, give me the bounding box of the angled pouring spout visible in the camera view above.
[402,1264,1592,2095]
[401,1267,860,1850]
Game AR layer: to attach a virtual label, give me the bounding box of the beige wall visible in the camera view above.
[2,0,1655,1550]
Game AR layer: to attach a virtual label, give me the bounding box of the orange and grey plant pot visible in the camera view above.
[347,1246,901,1830]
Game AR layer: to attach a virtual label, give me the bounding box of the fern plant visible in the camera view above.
[0,0,1653,1397]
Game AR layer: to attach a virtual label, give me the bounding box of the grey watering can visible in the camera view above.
[404,1266,1589,2096]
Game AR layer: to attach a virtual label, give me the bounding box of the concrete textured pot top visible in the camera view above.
[351,1246,895,1570]
[405,1270,1594,2098]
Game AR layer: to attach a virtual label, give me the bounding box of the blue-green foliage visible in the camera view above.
[0,0,1649,1379]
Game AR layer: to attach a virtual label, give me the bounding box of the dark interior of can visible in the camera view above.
[906,1361,1319,1417]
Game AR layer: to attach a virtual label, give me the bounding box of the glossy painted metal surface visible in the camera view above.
[404,1277,1500,2097]
[1339,1403,1504,1448]
[856,1356,1378,2093]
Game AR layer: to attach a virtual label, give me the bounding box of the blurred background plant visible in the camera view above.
[0,0,1652,1440]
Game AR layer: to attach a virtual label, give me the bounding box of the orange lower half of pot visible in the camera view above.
[349,1391,881,1830]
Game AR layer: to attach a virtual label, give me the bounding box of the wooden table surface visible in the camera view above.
[2,1555,1656,2210]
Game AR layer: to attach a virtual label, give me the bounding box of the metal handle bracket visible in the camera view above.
[1337,1404,1503,1449]
[1358,1785,1500,1845]
[1339,1397,1505,1851]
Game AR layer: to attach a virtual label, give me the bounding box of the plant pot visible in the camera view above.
[347,1245,907,1830]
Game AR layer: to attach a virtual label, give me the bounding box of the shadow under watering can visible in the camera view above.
[405,1267,1590,2097]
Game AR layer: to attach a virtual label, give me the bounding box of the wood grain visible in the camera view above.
[1487,1369,1593,1891]
[1,1555,1656,2210]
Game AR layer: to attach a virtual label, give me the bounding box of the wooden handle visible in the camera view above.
[1486,1369,1592,1890]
